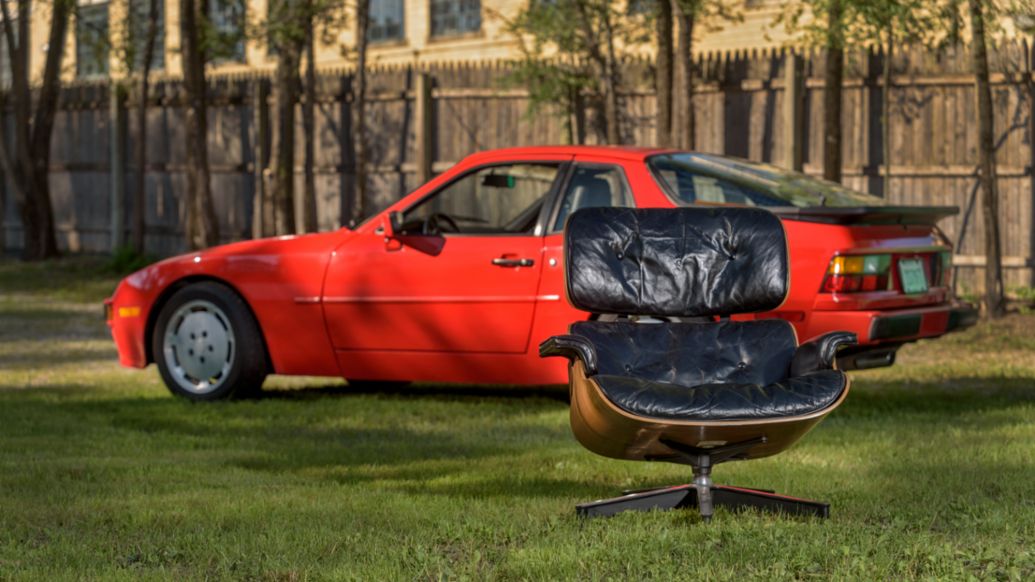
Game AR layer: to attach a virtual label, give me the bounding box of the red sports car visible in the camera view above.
[105,146,978,400]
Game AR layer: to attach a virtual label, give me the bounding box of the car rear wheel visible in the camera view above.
[153,282,267,401]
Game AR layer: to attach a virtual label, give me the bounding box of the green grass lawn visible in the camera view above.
[1,257,1033,580]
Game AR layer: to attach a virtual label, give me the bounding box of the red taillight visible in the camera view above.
[822,251,952,294]
[822,254,892,294]
[859,274,887,292]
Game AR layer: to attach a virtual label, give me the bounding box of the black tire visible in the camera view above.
[152,281,268,401]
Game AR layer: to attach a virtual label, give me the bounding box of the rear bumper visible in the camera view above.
[808,301,978,345]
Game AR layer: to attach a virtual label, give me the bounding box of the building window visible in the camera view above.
[128,0,164,71]
[369,0,404,43]
[208,0,245,63]
[430,0,480,38]
[76,1,110,78]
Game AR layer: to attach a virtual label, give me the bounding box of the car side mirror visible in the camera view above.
[387,211,404,237]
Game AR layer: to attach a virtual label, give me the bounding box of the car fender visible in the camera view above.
[109,232,344,376]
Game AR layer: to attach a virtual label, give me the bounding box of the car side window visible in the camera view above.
[551,165,635,232]
[653,167,785,207]
[401,163,561,235]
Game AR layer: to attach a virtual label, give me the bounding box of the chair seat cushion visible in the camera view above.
[594,370,848,422]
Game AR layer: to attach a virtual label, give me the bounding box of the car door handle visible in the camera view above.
[492,257,535,267]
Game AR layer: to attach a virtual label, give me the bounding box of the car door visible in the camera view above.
[323,160,568,355]
[530,161,640,345]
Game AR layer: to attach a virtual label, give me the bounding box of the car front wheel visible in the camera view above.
[152,282,268,401]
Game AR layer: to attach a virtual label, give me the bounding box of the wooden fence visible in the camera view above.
[2,42,1034,292]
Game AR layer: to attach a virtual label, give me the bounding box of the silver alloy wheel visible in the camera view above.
[162,299,235,395]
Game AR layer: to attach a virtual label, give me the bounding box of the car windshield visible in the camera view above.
[648,153,884,208]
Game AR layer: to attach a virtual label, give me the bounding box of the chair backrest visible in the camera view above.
[564,207,789,318]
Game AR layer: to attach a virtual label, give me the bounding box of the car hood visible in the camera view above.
[121,230,351,293]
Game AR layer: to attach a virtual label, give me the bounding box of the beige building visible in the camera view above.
[2,0,1026,84]
[1,0,798,84]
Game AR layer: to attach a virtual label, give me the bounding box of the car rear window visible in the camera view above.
[649,153,885,208]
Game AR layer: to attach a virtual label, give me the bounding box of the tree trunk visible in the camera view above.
[600,8,622,144]
[180,0,220,249]
[882,26,893,196]
[572,2,620,144]
[823,0,844,184]
[655,0,673,147]
[350,0,369,225]
[302,23,318,233]
[26,0,72,259]
[674,2,695,150]
[271,30,300,236]
[0,2,27,254]
[968,0,1006,318]
[131,0,161,254]
[0,0,70,260]
[571,84,587,145]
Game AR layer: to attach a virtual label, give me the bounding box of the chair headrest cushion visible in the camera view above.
[564,207,789,317]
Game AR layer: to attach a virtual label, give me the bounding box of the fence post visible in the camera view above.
[783,51,804,172]
[1027,39,1035,287]
[252,78,270,239]
[110,83,127,251]
[415,71,433,184]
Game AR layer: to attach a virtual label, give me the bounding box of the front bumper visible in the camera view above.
[808,301,978,345]
[105,290,150,369]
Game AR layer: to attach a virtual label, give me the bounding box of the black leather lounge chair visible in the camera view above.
[540,206,857,521]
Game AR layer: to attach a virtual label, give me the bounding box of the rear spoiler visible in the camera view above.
[769,206,959,226]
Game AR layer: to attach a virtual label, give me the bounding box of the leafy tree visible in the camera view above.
[775,0,1012,315]
[504,0,651,144]
[0,0,74,260]
[966,0,1009,318]
[302,18,317,233]
[660,1,739,150]
[775,0,855,183]
[118,0,163,254]
[72,0,165,255]
[179,0,221,249]
[268,0,304,235]
[349,0,369,225]
[852,1,942,190]
[254,0,345,234]
[133,0,161,253]
[655,0,674,147]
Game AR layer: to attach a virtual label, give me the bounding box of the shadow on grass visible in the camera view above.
[2,372,1032,507]
[838,375,1035,419]
[0,382,576,495]
[0,344,117,370]
[260,382,570,403]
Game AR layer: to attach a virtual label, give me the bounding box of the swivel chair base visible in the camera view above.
[576,483,829,521]
[575,437,830,521]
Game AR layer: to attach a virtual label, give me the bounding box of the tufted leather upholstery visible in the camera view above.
[567,320,847,421]
[564,207,789,317]
[571,320,797,388]
[593,371,847,421]
[542,206,855,424]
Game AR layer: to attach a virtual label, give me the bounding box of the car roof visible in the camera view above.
[460,145,678,163]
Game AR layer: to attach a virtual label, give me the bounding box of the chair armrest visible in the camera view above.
[538,335,598,375]
[791,331,857,376]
